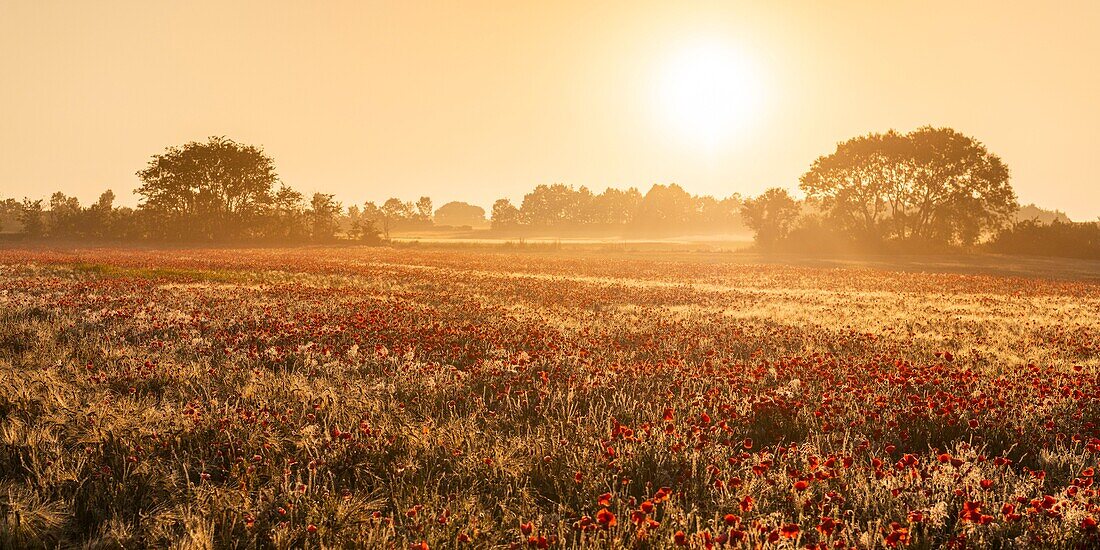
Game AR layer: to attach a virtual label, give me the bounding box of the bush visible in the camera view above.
[988,220,1100,259]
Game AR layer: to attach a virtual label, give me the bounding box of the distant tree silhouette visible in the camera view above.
[800,127,1016,245]
[136,136,278,240]
[48,192,81,237]
[19,198,45,237]
[634,184,697,231]
[990,219,1100,259]
[382,198,415,230]
[489,184,746,235]
[268,185,309,241]
[84,190,117,239]
[435,201,487,227]
[1015,203,1071,225]
[590,187,642,226]
[0,198,21,232]
[308,193,342,242]
[741,188,800,247]
[491,199,521,229]
[344,205,383,244]
[701,194,747,234]
[360,202,390,240]
[415,196,433,224]
[520,184,591,227]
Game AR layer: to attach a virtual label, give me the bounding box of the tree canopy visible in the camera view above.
[799,127,1016,245]
[434,202,487,228]
[136,136,279,240]
[740,188,800,247]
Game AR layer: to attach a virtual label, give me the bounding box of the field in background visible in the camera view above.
[387,229,755,248]
[1,245,1099,548]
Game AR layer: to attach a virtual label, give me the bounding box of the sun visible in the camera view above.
[656,40,766,150]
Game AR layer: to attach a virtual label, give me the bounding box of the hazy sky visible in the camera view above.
[2,1,1098,219]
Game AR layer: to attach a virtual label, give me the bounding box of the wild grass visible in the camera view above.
[0,247,1098,548]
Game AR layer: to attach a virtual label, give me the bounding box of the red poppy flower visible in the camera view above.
[1082,516,1098,532]
[884,522,909,547]
[595,508,616,527]
[674,530,688,546]
[817,516,839,536]
[960,501,982,522]
[779,524,800,539]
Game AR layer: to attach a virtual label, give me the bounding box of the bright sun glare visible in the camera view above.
[657,40,766,150]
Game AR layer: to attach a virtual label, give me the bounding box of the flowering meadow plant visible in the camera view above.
[1,246,1098,548]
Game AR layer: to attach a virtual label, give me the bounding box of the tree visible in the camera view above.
[381,198,415,234]
[308,193,342,242]
[268,184,308,241]
[800,127,1017,245]
[345,206,382,244]
[136,136,278,240]
[19,198,45,237]
[0,198,18,233]
[83,190,117,239]
[361,202,391,240]
[634,184,697,232]
[589,187,642,226]
[520,184,592,228]
[415,196,433,224]
[48,192,82,237]
[434,202,487,227]
[491,199,521,230]
[741,188,800,247]
[1015,204,1070,225]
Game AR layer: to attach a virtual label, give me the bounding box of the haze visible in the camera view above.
[1,1,1097,220]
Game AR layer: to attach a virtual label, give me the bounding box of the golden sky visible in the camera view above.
[2,1,1097,219]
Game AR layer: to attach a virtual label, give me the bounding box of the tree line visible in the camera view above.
[0,137,748,242]
[0,138,493,243]
[489,183,746,235]
[2,130,1095,258]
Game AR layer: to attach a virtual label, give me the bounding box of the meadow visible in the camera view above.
[1,245,1098,548]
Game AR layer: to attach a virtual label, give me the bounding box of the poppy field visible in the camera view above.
[1,246,1099,549]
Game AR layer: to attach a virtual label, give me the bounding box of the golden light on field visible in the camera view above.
[655,39,766,151]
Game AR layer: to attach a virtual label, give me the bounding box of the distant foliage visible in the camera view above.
[489,183,745,236]
[309,193,343,242]
[18,199,44,237]
[0,198,19,233]
[3,132,1093,256]
[740,188,799,247]
[1015,203,1071,225]
[434,201,487,228]
[989,220,1100,259]
[491,199,522,230]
